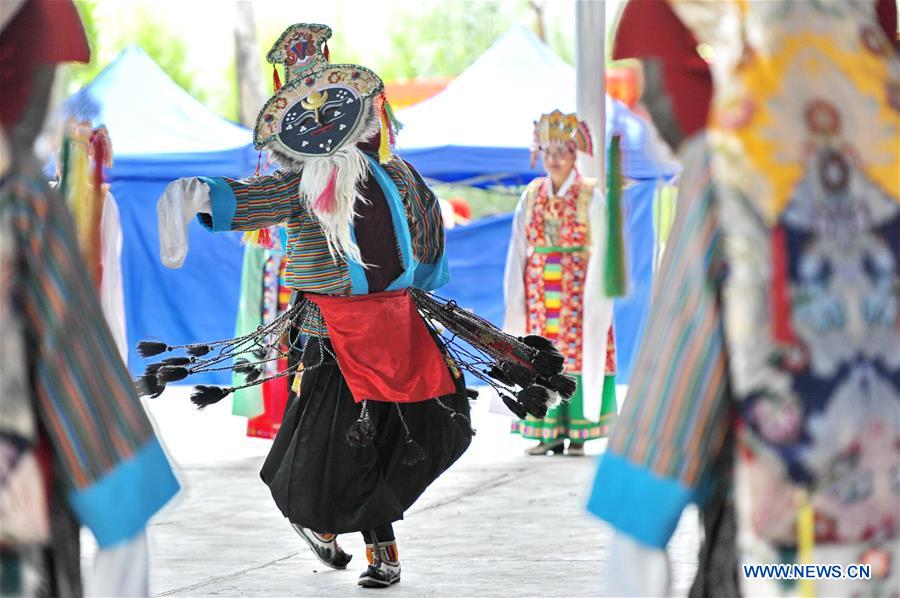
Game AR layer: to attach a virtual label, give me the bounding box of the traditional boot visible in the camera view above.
[525,438,565,456]
[292,525,353,569]
[358,541,401,588]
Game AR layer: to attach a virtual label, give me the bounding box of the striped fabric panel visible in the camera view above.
[222,156,444,296]
[284,214,351,295]
[607,140,731,488]
[3,175,155,489]
[543,255,563,333]
[391,158,445,264]
[230,170,302,231]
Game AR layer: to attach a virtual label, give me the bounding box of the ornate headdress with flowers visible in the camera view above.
[530,110,593,168]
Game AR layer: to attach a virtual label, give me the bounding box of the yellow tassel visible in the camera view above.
[378,110,392,164]
[797,489,815,598]
[242,229,260,246]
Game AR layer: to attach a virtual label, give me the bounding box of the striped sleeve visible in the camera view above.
[6,175,179,548]
[587,139,731,549]
[385,159,445,264]
[200,170,302,232]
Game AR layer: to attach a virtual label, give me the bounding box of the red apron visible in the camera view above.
[307,289,456,403]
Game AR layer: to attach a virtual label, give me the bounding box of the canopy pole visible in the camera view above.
[575,0,605,182]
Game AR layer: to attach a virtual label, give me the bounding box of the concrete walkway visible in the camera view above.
[109,388,701,597]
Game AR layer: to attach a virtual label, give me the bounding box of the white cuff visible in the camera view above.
[157,177,211,269]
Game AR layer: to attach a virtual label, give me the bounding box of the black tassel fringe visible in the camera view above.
[501,394,529,419]
[233,358,253,374]
[517,385,552,419]
[137,341,169,358]
[522,335,556,352]
[143,362,163,376]
[501,362,535,388]
[346,417,376,447]
[162,356,191,366]
[187,345,211,357]
[233,359,262,382]
[521,335,566,377]
[135,375,165,398]
[533,349,565,377]
[157,366,189,383]
[400,438,426,466]
[542,374,577,399]
[190,385,232,409]
[486,366,513,386]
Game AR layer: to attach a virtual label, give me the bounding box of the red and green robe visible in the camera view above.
[503,170,618,441]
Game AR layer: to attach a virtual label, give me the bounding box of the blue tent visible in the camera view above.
[65,46,258,383]
[398,27,679,382]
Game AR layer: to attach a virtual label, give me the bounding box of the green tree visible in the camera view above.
[546,21,575,65]
[65,0,220,116]
[128,8,208,105]
[378,1,533,80]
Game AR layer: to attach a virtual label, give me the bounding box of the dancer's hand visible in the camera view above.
[157,177,211,268]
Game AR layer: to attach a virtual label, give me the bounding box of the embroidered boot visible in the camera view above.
[358,541,401,588]
[291,525,353,569]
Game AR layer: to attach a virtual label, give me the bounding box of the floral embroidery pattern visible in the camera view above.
[523,176,614,375]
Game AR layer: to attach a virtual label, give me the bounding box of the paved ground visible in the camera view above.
[85,387,700,597]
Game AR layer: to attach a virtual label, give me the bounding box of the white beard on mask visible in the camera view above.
[292,145,370,265]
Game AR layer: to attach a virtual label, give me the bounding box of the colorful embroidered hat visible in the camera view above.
[530,110,593,168]
[266,23,332,85]
[255,24,402,167]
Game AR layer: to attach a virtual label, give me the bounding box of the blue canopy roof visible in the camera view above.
[65,47,258,383]
[397,25,679,185]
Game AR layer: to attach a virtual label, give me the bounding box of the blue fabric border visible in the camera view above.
[197,176,237,232]
[586,451,693,549]
[412,257,450,291]
[68,438,180,549]
[346,223,370,295]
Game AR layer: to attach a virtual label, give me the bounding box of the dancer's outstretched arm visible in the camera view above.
[157,170,302,268]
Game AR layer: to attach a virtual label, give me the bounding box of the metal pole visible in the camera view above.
[575,0,605,181]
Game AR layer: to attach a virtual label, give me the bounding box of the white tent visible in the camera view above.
[399,24,574,151]
[396,25,676,185]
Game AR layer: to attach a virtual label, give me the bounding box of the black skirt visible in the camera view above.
[260,337,471,534]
